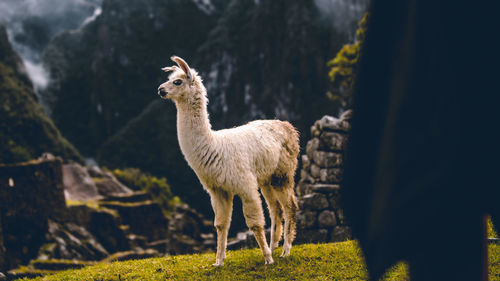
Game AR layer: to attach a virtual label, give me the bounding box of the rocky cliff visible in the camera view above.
[41,0,227,155]
[0,24,82,163]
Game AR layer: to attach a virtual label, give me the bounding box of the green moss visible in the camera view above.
[327,13,369,108]
[0,25,83,164]
[17,241,500,281]
[488,216,498,238]
[111,168,181,215]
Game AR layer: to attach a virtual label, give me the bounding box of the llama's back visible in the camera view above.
[214,119,299,184]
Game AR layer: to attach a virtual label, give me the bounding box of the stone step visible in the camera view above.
[127,233,149,248]
[7,267,50,280]
[99,201,168,241]
[101,249,160,263]
[99,191,152,203]
[30,259,95,271]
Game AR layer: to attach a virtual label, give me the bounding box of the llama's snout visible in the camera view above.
[158,87,168,98]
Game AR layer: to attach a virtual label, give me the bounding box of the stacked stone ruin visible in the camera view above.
[295,110,352,243]
[0,157,216,279]
[226,111,353,248]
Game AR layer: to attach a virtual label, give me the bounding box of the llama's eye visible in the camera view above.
[173,79,182,86]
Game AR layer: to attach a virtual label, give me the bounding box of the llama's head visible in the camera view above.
[157,56,206,105]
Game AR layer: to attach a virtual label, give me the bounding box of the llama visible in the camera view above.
[157,56,299,266]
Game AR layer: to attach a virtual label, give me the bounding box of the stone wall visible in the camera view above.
[0,157,216,277]
[0,159,67,270]
[295,110,352,243]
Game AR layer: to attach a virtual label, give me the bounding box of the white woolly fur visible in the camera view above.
[158,56,299,266]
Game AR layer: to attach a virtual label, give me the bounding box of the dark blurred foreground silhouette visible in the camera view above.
[341,0,500,280]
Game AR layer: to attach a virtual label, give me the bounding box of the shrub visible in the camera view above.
[111,168,181,215]
[327,13,368,108]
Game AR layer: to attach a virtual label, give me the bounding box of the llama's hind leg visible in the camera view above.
[260,186,283,251]
[275,185,298,257]
[240,187,273,264]
[209,188,233,266]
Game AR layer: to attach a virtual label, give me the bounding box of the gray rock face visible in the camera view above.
[38,220,109,261]
[89,167,132,196]
[62,163,101,201]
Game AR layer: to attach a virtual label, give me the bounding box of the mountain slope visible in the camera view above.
[41,0,227,155]
[0,24,82,163]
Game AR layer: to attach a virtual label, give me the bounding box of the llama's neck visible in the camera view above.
[175,97,215,167]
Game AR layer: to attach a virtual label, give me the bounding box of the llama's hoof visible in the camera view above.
[280,246,291,257]
[265,257,274,265]
[212,261,224,266]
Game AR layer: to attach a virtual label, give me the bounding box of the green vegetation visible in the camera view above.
[489,216,498,238]
[18,241,500,281]
[327,14,368,108]
[0,24,82,164]
[111,168,181,215]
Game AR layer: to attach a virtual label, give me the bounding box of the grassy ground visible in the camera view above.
[19,240,500,281]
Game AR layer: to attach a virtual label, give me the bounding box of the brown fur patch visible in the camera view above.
[270,172,288,189]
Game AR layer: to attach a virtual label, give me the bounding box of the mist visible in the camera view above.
[0,0,102,93]
[314,0,369,40]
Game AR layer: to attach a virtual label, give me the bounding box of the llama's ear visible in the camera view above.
[161,66,178,72]
[171,56,193,81]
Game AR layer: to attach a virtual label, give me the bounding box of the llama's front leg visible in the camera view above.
[241,189,274,265]
[209,188,233,266]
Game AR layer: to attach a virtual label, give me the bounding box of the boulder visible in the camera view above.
[87,166,132,196]
[319,168,343,183]
[319,131,347,152]
[306,138,320,160]
[312,151,342,168]
[329,226,352,242]
[300,193,329,210]
[317,210,337,228]
[317,115,350,132]
[62,163,101,201]
[100,201,168,241]
[297,210,317,229]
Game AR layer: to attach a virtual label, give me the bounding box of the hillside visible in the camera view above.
[0,24,82,163]
[18,241,500,280]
